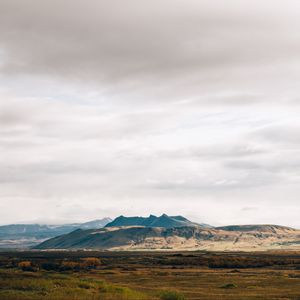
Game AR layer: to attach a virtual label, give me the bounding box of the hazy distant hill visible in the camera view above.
[215,224,294,232]
[0,218,112,248]
[35,221,300,251]
[77,218,112,229]
[105,214,210,228]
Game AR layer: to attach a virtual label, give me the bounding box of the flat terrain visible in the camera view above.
[0,251,300,299]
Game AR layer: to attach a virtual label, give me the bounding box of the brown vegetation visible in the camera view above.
[0,250,299,299]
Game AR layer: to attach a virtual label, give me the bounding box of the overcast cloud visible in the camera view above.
[0,0,300,227]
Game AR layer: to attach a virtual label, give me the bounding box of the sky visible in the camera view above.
[0,0,300,227]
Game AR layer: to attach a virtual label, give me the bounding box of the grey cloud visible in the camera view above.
[253,125,300,145]
[0,95,171,144]
[146,172,279,192]
[1,0,300,105]
[0,161,111,183]
[162,144,267,160]
[241,207,258,212]
[226,158,300,175]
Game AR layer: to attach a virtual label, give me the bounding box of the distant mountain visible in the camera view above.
[105,214,210,228]
[78,218,112,229]
[35,222,300,251]
[0,218,112,249]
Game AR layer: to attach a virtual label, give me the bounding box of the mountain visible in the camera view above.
[0,218,112,249]
[105,214,209,228]
[78,218,112,229]
[35,222,300,251]
[215,224,294,233]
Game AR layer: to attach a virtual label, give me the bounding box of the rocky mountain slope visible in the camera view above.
[35,222,300,251]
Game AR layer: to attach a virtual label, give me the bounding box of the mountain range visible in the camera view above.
[35,215,300,251]
[0,218,112,248]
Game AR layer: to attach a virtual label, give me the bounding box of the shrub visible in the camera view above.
[41,262,60,271]
[18,261,31,268]
[60,260,81,271]
[81,257,101,269]
[159,290,185,300]
[59,258,101,271]
[17,261,36,272]
[220,283,237,289]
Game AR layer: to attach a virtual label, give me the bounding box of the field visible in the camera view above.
[0,251,300,299]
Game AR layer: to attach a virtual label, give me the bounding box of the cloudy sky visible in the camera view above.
[0,0,300,227]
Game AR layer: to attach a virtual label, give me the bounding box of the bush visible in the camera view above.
[17,261,37,272]
[220,283,237,289]
[59,258,101,271]
[81,257,101,269]
[159,290,185,300]
[41,262,60,271]
[60,261,80,271]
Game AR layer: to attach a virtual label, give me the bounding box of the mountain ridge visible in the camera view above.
[105,214,211,228]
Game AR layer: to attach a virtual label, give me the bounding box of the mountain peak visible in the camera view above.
[105,214,202,229]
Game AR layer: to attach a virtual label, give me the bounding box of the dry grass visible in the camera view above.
[0,251,299,299]
[0,269,152,300]
[94,267,300,300]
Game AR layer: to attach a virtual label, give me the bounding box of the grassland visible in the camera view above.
[0,251,299,299]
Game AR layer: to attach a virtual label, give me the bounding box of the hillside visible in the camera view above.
[35,223,300,251]
[216,224,294,233]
